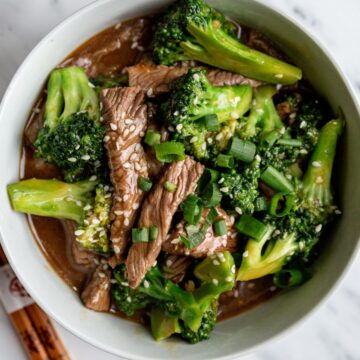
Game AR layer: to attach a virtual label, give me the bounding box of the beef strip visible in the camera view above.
[162,208,238,258]
[81,265,111,312]
[127,63,262,96]
[162,254,193,283]
[125,156,204,288]
[62,220,99,269]
[101,86,148,262]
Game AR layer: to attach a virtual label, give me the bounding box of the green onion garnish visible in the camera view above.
[268,192,295,217]
[181,195,203,225]
[235,215,268,241]
[202,183,222,207]
[260,166,294,192]
[197,168,219,192]
[277,138,303,147]
[132,227,149,243]
[154,141,185,163]
[164,181,177,192]
[149,226,158,241]
[255,196,267,212]
[144,129,161,146]
[273,269,304,288]
[228,137,256,163]
[198,114,220,131]
[261,130,279,147]
[139,177,153,192]
[214,218,227,236]
[216,154,234,168]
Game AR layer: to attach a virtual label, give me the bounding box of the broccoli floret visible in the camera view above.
[300,118,343,221]
[180,301,217,344]
[7,178,112,253]
[220,159,261,214]
[239,86,284,140]
[162,69,252,159]
[150,307,181,341]
[153,0,302,84]
[34,67,106,182]
[236,220,298,281]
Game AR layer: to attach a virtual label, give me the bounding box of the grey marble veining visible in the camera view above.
[0,0,360,359]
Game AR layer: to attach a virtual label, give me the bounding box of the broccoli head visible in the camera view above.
[7,177,112,253]
[153,0,302,84]
[162,68,252,159]
[34,67,106,182]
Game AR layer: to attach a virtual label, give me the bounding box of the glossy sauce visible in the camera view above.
[21,15,277,322]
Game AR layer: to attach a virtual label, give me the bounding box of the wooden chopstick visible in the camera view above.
[0,246,70,360]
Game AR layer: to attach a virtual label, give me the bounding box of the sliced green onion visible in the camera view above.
[202,183,222,207]
[144,129,161,146]
[273,269,304,288]
[235,215,267,241]
[154,142,185,163]
[260,166,294,192]
[214,218,227,236]
[181,195,203,225]
[164,181,177,193]
[255,196,267,212]
[228,137,256,163]
[198,114,220,131]
[197,168,219,192]
[149,226,158,241]
[268,192,295,217]
[277,138,303,147]
[132,227,149,243]
[139,177,153,192]
[261,130,279,147]
[216,154,234,168]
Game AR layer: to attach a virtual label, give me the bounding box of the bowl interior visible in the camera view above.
[0,0,359,359]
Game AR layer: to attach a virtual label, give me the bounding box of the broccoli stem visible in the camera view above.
[7,178,97,223]
[302,119,343,210]
[45,70,64,129]
[150,307,181,341]
[183,21,302,85]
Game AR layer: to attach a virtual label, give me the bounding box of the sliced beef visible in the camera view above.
[101,86,148,263]
[162,254,193,283]
[63,220,99,269]
[162,208,238,258]
[125,156,204,288]
[127,64,262,96]
[81,265,111,312]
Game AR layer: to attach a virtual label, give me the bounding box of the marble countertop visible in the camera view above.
[1,0,360,359]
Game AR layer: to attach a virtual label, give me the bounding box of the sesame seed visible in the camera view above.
[135,163,141,171]
[176,124,183,132]
[218,178,224,184]
[33,108,41,114]
[220,187,229,193]
[190,136,198,143]
[81,154,90,161]
[207,137,213,144]
[124,118,132,125]
[201,143,206,150]
[274,229,281,236]
[247,282,255,289]
[124,210,130,217]
[114,210,123,216]
[75,144,80,150]
[90,175,97,181]
[171,238,180,244]
[256,108,264,115]
[115,22,121,30]
[147,88,153,97]
[312,161,321,167]
[103,264,109,271]
[270,286,277,292]
[98,272,105,278]
[234,289,239,298]
[168,126,175,132]
[88,82,95,88]
[280,127,286,134]
[275,74,284,79]
[231,112,239,119]
[68,157,77,162]
[123,128,130,137]
[114,246,120,254]
[235,207,243,215]
[126,296,132,303]
[173,111,179,116]
[123,194,129,201]
[110,123,117,131]
[92,218,100,225]
[193,73,200,81]
[140,131,145,137]
[123,162,131,169]
[300,121,307,128]
[231,265,236,274]
[243,250,249,258]
[334,209,342,215]
[74,229,84,236]
[226,276,233,282]
[316,176,323,184]
[143,280,150,288]
[215,133,223,141]
[110,279,117,284]
[315,224,322,233]
[129,124,136,132]
[83,204,92,211]
[124,218,130,226]
[132,203,140,210]
[213,260,220,266]
[300,149,308,154]
[289,112,297,119]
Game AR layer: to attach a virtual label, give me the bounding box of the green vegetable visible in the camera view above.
[273,269,305,288]
[154,141,185,162]
[181,195,203,225]
[198,114,220,131]
[139,177,153,192]
[235,214,268,241]
[161,68,252,159]
[150,226,159,241]
[153,0,302,84]
[216,154,234,168]
[164,181,177,193]
[34,67,106,182]
[228,137,256,163]
[268,192,295,217]
[260,166,294,192]
[150,307,181,341]
[255,196,267,212]
[7,178,112,253]
[132,228,149,243]
[144,129,161,146]
[214,218,227,236]
[201,183,222,207]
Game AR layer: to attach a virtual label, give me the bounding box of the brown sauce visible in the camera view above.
[21,15,277,323]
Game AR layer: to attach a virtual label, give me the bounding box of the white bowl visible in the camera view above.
[0,0,360,359]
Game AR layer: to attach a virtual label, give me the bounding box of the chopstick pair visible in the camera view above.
[0,246,70,360]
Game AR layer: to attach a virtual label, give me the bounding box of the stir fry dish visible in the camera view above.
[7,0,343,344]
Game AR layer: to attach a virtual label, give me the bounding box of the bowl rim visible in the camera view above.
[1,0,360,359]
